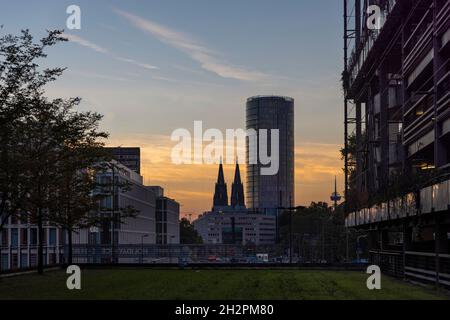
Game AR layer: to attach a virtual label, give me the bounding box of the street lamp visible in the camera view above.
[141,234,149,264]
[277,204,297,264]
[104,162,117,264]
[168,235,176,264]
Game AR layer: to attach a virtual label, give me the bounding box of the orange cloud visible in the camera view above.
[107,135,344,218]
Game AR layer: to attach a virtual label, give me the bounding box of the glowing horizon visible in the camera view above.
[1,1,345,219]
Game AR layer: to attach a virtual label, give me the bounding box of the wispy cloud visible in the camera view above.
[113,56,158,70]
[64,33,159,70]
[64,33,108,54]
[113,8,268,82]
[71,70,131,82]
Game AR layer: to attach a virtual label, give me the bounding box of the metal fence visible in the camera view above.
[370,250,450,287]
[68,244,285,265]
[0,245,63,272]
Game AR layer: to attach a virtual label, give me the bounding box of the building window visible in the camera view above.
[1,254,8,271]
[30,228,38,246]
[21,229,28,246]
[59,229,66,246]
[1,231,8,246]
[11,253,18,269]
[30,254,37,267]
[49,229,57,246]
[43,229,47,245]
[20,254,28,268]
[88,232,99,245]
[49,253,56,265]
[11,228,18,247]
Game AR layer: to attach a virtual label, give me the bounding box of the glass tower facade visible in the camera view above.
[246,96,295,213]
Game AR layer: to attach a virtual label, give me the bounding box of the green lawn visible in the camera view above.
[0,268,447,300]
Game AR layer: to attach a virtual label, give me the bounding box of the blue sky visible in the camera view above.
[1,0,345,213]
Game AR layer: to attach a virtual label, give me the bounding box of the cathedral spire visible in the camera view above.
[213,161,228,209]
[231,160,245,208]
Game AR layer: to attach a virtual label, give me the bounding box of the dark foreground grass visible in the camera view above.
[0,268,447,300]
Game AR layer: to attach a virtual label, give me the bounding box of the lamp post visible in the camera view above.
[141,234,149,264]
[105,162,116,264]
[277,201,296,264]
[168,235,176,263]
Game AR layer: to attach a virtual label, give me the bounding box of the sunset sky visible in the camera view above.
[1,0,344,217]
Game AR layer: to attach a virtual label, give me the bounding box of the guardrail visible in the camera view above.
[370,250,450,286]
[345,178,450,227]
[405,251,450,286]
[369,250,403,277]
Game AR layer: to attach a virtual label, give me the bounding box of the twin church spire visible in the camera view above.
[213,159,245,210]
[213,160,228,208]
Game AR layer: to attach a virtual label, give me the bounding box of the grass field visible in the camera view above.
[0,268,448,300]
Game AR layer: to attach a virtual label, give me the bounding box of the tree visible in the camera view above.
[0,29,66,231]
[180,218,202,244]
[278,203,351,263]
[45,107,110,265]
[0,29,138,272]
[48,160,138,265]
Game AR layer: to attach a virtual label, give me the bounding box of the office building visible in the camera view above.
[0,160,184,270]
[246,95,295,213]
[105,147,141,174]
[73,161,156,246]
[150,187,180,245]
[0,215,63,270]
[193,209,276,245]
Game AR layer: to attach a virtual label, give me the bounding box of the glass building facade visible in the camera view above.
[246,96,295,212]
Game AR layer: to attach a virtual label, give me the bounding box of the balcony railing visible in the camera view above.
[345,177,450,228]
[370,250,450,286]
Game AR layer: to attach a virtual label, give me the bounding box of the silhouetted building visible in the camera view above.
[344,0,450,287]
[230,162,245,208]
[193,209,276,245]
[82,161,156,246]
[193,162,275,245]
[213,161,228,210]
[246,96,295,213]
[153,191,180,245]
[106,147,141,173]
[0,161,156,270]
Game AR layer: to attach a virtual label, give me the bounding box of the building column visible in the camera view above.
[435,218,442,287]
[433,0,446,168]
[402,223,412,278]
[436,222,449,254]
[379,62,390,188]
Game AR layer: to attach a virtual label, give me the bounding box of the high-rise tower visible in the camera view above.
[246,96,295,212]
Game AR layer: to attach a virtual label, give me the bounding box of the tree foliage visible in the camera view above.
[180,218,203,244]
[0,29,137,270]
[278,202,353,263]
